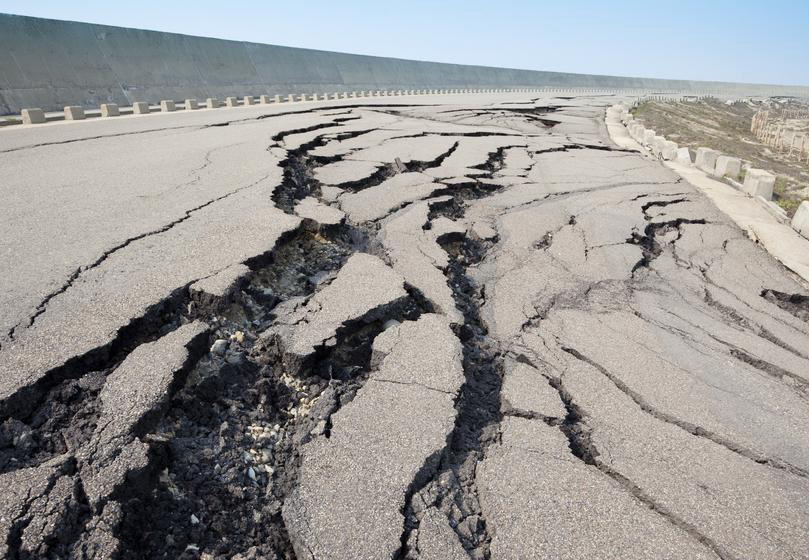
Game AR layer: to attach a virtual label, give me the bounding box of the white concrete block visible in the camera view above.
[273,95,281,103]
[100,103,119,117]
[226,97,239,107]
[206,98,219,109]
[243,96,254,106]
[652,135,666,156]
[792,201,809,239]
[184,99,198,110]
[713,155,741,179]
[661,140,678,161]
[133,101,150,114]
[21,108,46,124]
[695,147,720,173]
[64,105,85,120]
[743,168,776,200]
[676,147,692,164]
[160,100,176,112]
[298,94,307,102]
[288,95,295,103]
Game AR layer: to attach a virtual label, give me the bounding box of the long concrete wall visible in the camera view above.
[2,13,808,115]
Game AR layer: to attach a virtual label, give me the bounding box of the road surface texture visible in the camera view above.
[2,92,809,560]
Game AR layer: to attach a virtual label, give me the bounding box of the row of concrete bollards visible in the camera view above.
[14,87,701,126]
[17,88,527,125]
[610,103,809,240]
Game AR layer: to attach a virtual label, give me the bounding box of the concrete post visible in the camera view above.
[259,95,271,104]
[100,103,119,117]
[288,95,296,103]
[661,140,678,161]
[713,155,742,179]
[652,135,666,157]
[133,102,150,114]
[226,97,239,107]
[160,100,176,112]
[184,99,198,110]
[274,95,281,103]
[675,147,692,164]
[64,106,85,120]
[695,147,720,173]
[243,96,254,106]
[21,108,46,124]
[206,98,219,109]
[743,169,776,200]
[298,94,307,102]
[792,201,809,240]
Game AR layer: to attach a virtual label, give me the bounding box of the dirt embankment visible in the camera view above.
[632,99,809,216]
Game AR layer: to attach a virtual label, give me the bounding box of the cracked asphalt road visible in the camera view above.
[1,92,809,559]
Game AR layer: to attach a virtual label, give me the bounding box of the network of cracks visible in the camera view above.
[2,99,809,560]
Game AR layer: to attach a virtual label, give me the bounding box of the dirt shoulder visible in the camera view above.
[631,98,809,216]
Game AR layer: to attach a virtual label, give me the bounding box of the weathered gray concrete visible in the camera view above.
[3,13,809,115]
[21,108,45,124]
[793,201,809,239]
[743,168,776,200]
[132,101,150,114]
[713,155,741,179]
[695,147,720,173]
[100,103,119,117]
[63,105,84,120]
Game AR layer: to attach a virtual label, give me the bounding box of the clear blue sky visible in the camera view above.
[2,0,808,86]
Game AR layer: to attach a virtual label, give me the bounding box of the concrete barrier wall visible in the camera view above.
[2,13,809,115]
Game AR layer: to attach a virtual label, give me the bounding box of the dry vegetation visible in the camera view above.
[631,98,809,216]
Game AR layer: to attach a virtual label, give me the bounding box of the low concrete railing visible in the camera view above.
[5,86,700,128]
[610,102,809,241]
